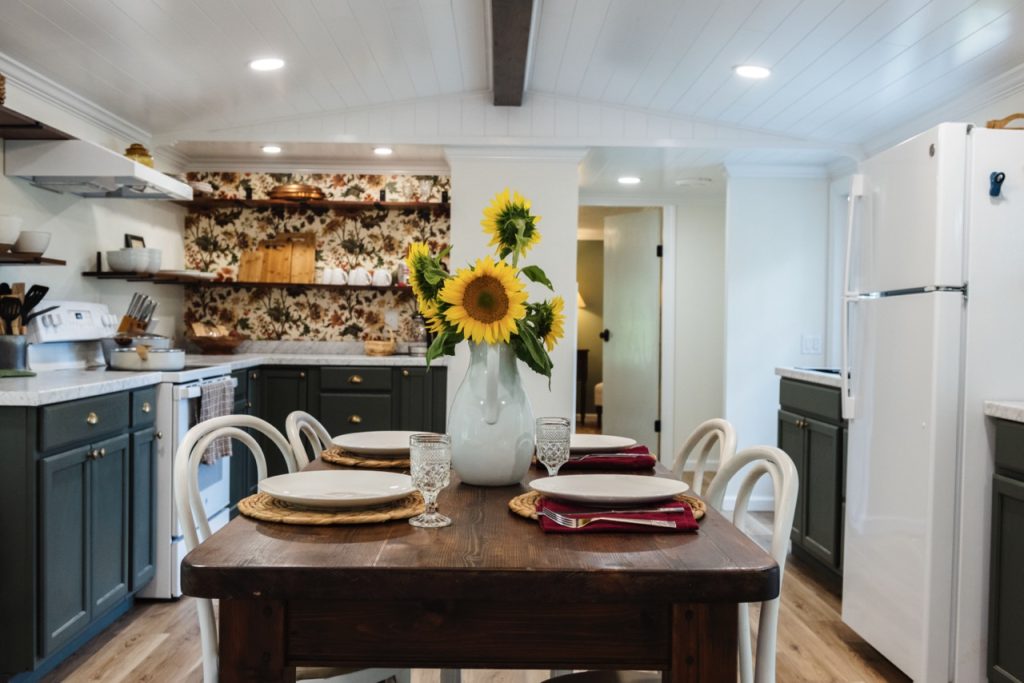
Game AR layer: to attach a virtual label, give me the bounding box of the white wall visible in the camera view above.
[673,196,726,456]
[0,140,186,340]
[444,148,583,420]
[724,176,829,451]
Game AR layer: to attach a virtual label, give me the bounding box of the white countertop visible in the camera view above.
[984,401,1024,423]
[775,366,843,388]
[0,353,448,406]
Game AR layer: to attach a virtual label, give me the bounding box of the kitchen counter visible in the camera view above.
[775,366,843,388]
[0,368,162,406]
[185,352,447,371]
[984,400,1024,423]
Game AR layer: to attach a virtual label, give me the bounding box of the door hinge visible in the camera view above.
[656,244,663,257]
[654,419,661,433]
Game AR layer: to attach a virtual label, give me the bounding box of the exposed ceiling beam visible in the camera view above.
[491,0,534,107]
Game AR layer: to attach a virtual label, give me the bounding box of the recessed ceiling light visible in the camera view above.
[249,57,285,72]
[373,146,394,156]
[734,64,771,79]
[261,145,282,154]
[618,176,641,185]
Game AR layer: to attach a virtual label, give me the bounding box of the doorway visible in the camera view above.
[576,206,663,452]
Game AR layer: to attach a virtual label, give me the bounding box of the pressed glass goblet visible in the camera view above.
[535,417,571,476]
[408,433,452,528]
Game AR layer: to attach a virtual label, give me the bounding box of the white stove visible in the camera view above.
[26,301,235,599]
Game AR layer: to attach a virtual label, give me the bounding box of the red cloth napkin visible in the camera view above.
[536,496,699,534]
[552,445,657,471]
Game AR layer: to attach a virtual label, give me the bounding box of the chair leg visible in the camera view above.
[440,669,462,683]
[596,406,602,429]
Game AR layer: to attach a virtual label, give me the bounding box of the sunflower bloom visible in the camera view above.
[406,242,436,302]
[440,256,528,344]
[480,188,541,263]
[536,296,566,351]
[419,299,448,334]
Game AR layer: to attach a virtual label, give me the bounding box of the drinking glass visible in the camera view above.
[535,417,571,476]
[408,433,452,528]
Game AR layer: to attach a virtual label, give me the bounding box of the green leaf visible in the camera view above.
[513,323,552,378]
[520,265,553,290]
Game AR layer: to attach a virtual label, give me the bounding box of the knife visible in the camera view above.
[562,505,686,516]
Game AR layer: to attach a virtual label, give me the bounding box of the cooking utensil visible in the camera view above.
[20,284,47,325]
[0,283,10,296]
[538,507,677,530]
[268,183,324,201]
[22,305,58,324]
[10,283,24,334]
[0,297,22,334]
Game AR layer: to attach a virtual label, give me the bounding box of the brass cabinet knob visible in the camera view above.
[99,448,107,457]
[246,401,252,409]
[141,401,152,414]
[299,371,306,379]
[250,372,257,379]
[155,431,163,439]
[348,374,363,384]
[402,369,410,377]
[348,415,362,424]
[86,449,98,460]
[86,412,99,425]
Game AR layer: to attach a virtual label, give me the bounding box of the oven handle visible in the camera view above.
[173,377,238,401]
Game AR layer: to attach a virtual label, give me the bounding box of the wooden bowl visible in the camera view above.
[187,333,247,355]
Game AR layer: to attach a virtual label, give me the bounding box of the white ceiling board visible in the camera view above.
[174,141,449,172]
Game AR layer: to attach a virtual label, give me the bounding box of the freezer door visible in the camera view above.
[842,291,963,682]
[851,123,967,294]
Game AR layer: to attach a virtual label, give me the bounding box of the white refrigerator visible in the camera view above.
[841,122,1024,682]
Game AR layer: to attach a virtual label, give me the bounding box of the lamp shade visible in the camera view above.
[577,291,586,309]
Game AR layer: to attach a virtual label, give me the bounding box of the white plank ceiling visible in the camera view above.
[2,0,1024,185]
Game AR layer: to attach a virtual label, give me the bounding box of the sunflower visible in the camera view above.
[419,299,448,334]
[406,242,447,303]
[535,296,566,351]
[440,256,528,344]
[481,188,541,263]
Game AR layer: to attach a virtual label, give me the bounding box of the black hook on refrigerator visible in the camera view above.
[989,171,1006,197]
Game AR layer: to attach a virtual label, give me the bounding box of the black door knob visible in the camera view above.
[599,329,611,342]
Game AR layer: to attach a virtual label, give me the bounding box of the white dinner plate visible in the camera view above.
[332,430,428,455]
[569,434,638,453]
[259,471,414,510]
[529,474,688,505]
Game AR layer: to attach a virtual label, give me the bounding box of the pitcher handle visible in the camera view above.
[484,343,500,425]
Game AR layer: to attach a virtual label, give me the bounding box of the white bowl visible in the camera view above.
[142,249,162,274]
[107,250,136,272]
[0,216,23,250]
[13,231,51,256]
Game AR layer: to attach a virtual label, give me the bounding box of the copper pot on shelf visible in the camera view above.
[268,183,324,201]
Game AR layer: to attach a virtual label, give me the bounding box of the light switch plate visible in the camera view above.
[801,334,822,355]
[384,309,399,329]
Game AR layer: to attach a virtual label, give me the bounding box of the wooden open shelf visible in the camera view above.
[176,197,449,212]
[0,253,66,265]
[81,271,414,293]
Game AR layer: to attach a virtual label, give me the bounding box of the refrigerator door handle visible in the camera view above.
[841,174,864,421]
[841,296,856,420]
[843,173,865,298]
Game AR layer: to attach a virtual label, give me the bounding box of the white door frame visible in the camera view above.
[578,195,677,464]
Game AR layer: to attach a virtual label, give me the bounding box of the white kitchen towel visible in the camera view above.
[199,377,234,464]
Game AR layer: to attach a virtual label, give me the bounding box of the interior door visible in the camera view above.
[601,208,661,451]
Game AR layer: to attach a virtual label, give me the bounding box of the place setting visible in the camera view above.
[237,432,453,527]
[511,417,705,533]
[321,430,421,469]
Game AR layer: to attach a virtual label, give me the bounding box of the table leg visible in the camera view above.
[219,598,296,682]
[664,604,738,683]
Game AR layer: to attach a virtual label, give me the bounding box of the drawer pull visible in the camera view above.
[86,449,98,460]
[348,415,362,424]
[402,369,410,377]
[99,447,107,458]
[155,431,163,439]
[348,374,363,384]
[86,412,99,425]
[141,401,152,414]
[299,371,306,379]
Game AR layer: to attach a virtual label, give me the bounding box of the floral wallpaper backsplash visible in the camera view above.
[182,172,450,342]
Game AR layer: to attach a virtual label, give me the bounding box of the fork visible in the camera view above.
[539,507,677,529]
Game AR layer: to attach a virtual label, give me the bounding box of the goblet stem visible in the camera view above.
[422,490,439,514]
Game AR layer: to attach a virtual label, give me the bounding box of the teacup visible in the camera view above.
[371,269,392,287]
[348,266,371,286]
[331,268,348,285]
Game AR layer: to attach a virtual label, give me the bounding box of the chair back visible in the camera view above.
[286,410,334,467]
[705,445,798,683]
[173,415,297,683]
[671,418,737,495]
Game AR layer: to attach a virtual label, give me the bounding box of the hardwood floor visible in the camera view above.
[42,514,908,683]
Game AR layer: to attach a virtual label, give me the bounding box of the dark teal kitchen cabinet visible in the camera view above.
[989,419,1024,683]
[395,367,448,432]
[1,387,158,679]
[258,367,309,476]
[229,368,261,512]
[777,378,846,578]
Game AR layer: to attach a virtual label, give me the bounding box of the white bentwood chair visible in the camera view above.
[671,418,737,496]
[173,414,410,683]
[705,445,799,683]
[286,410,334,467]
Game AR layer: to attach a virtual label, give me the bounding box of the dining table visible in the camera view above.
[181,459,779,683]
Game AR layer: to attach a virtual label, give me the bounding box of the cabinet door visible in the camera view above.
[989,474,1024,683]
[258,368,307,476]
[803,418,842,568]
[129,428,157,592]
[229,398,259,515]
[319,393,393,435]
[777,410,806,544]
[38,445,91,657]
[396,367,432,431]
[90,434,130,619]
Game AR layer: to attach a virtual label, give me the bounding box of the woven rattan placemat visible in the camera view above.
[508,490,706,521]
[322,446,410,469]
[239,491,424,525]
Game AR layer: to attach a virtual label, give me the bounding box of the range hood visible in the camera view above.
[4,139,192,200]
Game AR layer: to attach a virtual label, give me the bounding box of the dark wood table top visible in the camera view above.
[182,462,778,605]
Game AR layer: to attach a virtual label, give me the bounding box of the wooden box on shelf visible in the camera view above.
[237,232,315,284]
